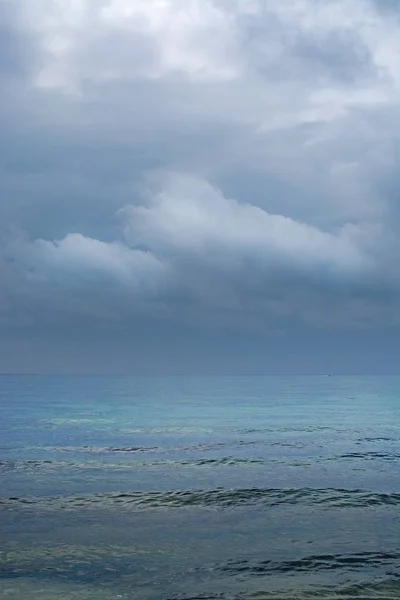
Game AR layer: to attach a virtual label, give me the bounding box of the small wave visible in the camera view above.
[106,446,158,453]
[338,451,400,462]
[358,436,397,442]
[0,456,304,475]
[179,457,266,466]
[171,580,400,600]
[0,459,146,472]
[0,456,308,472]
[238,427,335,435]
[119,427,217,434]
[25,445,161,455]
[2,487,400,511]
[183,442,228,452]
[116,425,361,436]
[0,459,73,471]
[0,460,53,467]
[217,551,400,576]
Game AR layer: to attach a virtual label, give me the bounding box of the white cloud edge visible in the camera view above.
[16,171,379,296]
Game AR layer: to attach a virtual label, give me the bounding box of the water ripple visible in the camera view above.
[2,487,400,511]
[217,550,400,575]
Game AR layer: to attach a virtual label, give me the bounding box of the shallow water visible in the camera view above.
[1,375,400,599]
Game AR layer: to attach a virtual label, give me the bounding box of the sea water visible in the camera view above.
[1,375,400,599]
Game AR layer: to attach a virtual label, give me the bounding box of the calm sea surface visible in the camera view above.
[1,375,400,599]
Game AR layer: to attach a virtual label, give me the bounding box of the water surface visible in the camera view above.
[1,375,400,599]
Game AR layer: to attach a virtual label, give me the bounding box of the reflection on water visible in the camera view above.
[1,375,400,599]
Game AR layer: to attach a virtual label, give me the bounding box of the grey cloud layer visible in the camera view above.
[31,170,367,280]
[12,170,397,332]
[2,0,400,343]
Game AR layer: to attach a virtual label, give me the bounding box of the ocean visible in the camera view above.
[1,374,400,599]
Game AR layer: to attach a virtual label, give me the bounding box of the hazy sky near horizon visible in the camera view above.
[2,0,400,373]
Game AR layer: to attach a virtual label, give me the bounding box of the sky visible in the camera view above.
[1,0,400,374]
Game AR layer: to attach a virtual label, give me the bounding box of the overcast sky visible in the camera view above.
[1,0,400,373]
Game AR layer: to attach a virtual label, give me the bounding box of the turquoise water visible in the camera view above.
[1,375,400,599]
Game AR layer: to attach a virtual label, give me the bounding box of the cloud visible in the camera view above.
[2,1,400,370]
[11,170,393,333]
[26,232,167,292]
[3,0,398,233]
[121,171,371,276]
[20,0,239,90]
[17,0,400,94]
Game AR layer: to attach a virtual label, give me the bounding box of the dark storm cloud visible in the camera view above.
[1,0,400,372]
